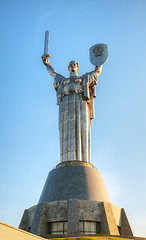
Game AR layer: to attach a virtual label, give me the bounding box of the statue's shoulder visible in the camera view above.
[83,71,94,76]
[55,73,66,82]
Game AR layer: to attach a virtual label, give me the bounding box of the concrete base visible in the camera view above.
[19,200,133,239]
[19,162,133,239]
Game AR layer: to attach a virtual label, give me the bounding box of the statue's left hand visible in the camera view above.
[95,65,103,74]
[41,54,50,65]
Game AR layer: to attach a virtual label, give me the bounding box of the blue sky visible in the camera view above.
[0,0,146,237]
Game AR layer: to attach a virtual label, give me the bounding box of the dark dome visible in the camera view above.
[39,164,111,203]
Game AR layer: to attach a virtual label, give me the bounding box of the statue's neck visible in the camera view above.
[70,72,78,77]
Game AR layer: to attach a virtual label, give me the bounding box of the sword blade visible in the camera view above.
[44,30,49,55]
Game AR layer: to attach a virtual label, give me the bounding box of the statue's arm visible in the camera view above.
[82,65,103,100]
[89,65,103,80]
[87,65,103,86]
[41,55,58,80]
[46,64,57,80]
[41,55,66,97]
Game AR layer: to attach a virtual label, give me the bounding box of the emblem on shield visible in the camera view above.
[89,44,109,66]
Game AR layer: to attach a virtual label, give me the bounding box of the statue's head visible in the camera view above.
[68,61,79,73]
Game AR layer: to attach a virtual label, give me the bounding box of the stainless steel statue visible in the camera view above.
[42,31,108,163]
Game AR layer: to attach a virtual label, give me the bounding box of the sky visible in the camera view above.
[0,0,146,237]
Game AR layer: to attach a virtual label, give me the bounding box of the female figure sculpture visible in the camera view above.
[42,56,102,163]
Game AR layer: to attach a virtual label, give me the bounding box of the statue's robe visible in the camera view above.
[53,71,98,163]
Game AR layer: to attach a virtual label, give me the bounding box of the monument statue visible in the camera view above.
[19,32,133,238]
[41,31,108,163]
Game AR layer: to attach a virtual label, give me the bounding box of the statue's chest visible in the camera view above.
[62,78,83,95]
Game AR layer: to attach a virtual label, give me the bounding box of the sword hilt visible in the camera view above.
[41,54,50,65]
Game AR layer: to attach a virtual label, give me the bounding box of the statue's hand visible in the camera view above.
[41,54,50,65]
[95,65,103,74]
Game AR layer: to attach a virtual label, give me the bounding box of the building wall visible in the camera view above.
[19,200,131,238]
[0,221,136,240]
[0,221,45,240]
[19,163,133,239]
[111,205,122,227]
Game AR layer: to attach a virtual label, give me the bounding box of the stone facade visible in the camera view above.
[101,202,119,235]
[19,200,133,239]
[120,209,133,236]
[67,200,79,235]
[1,221,138,240]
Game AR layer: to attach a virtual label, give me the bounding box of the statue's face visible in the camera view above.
[68,61,79,73]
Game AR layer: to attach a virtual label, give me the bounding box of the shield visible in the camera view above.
[89,44,109,66]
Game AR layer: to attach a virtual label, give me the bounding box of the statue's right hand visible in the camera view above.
[41,54,50,65]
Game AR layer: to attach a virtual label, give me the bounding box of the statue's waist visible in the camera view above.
[59,84,83,97]
[63,87,83,95]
